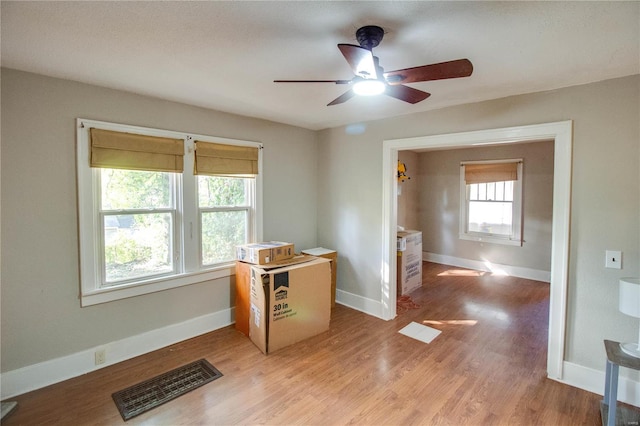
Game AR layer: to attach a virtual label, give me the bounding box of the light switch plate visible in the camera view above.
[605,250,622,269]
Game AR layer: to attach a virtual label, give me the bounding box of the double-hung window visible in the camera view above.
[194,141,257,267]
[77,119,262,306]
[459,159,523,246]
[101,168,177,283]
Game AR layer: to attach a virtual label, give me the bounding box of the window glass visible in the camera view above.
[100,169,175,284]
[197,176,247,207]
[198,176,250,266]
[103,212,174,282]
[201,210,247,265]
[468,181,513,236]
[101,169,172,210]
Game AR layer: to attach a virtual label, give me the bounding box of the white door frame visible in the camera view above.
[381,120,572,380]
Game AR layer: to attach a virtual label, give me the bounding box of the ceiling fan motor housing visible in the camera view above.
[356,25,384,50]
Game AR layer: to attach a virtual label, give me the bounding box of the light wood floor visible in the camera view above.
[2,262,603,425]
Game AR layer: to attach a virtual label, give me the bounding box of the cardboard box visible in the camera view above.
[235,255,317,337]
[397,230,422,295]
[235,260,253,336]
[236,241,294,265]
[301,247,337,308]
[249,256,331,354]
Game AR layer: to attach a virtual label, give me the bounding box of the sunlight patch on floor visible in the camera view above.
[438,269,486,277]
[483,261,509,276]
[423,319,478,326]
[436,262,511,277]
[464,301,511,322]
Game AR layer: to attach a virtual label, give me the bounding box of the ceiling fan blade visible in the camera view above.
[337,44,378,79]
[385,85,431,104]
[327,89,356,106]
[384,59,473,85]
[274,79,352,84]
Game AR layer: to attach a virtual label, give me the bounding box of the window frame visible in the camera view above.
[459,159,523,246]
[77,118,262,306]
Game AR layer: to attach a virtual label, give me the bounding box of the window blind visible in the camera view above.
[90,128,184,172]
[464,162,518,184]
[194,141,259,176]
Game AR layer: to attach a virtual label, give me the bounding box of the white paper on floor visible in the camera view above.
[398,322,442,344]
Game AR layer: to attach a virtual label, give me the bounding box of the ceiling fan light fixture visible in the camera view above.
[353,79,386,96]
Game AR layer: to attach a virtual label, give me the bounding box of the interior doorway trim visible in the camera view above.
[381,120,572,381]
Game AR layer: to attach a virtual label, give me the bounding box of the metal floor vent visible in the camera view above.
[112,359,223,421]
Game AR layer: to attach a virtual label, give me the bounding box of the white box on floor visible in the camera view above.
[397,230,422,295]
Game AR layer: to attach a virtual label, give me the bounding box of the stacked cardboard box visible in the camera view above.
[301,247,337,307]
[235,241,295,337]
[235,253,307,336]
[236,241,294,265]
[235,241,332,354]
[397,230,423,295]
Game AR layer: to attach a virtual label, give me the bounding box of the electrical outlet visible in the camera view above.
[605,250,622,269]
[95,348,106,365]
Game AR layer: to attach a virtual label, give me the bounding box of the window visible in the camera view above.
[77,119,262,306]
[101,169,176,283]
[459,160,523,246]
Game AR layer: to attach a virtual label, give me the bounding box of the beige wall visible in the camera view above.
[397,151,419,230]
[318,75,639,371]
[0,68,319,372]
[416,141,554,272]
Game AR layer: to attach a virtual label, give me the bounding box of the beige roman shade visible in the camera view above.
[464,162,518,184]
[194,141,259,176]
[90,128,184,172]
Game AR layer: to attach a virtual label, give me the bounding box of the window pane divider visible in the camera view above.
[199,206,250,213]
[467,200,514,204]
[101,208,176,214]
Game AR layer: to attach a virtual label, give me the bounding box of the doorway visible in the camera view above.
[382,121,572,380]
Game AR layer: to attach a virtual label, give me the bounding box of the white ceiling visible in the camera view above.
[2,1,638,131]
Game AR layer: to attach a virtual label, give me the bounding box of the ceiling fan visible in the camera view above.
[274,25,473,106]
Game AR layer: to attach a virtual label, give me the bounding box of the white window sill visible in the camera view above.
[81,263,235,307]
[459,233,523,247]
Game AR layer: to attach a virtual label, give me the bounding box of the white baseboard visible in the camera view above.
[423,252,551,283]
[559,361,640,407]
[335,289,384,319]
[7,289,633,409]
[334,253,550,319]
[0,308,234,400]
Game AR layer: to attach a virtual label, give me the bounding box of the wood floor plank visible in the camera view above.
[2,262,606,425]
